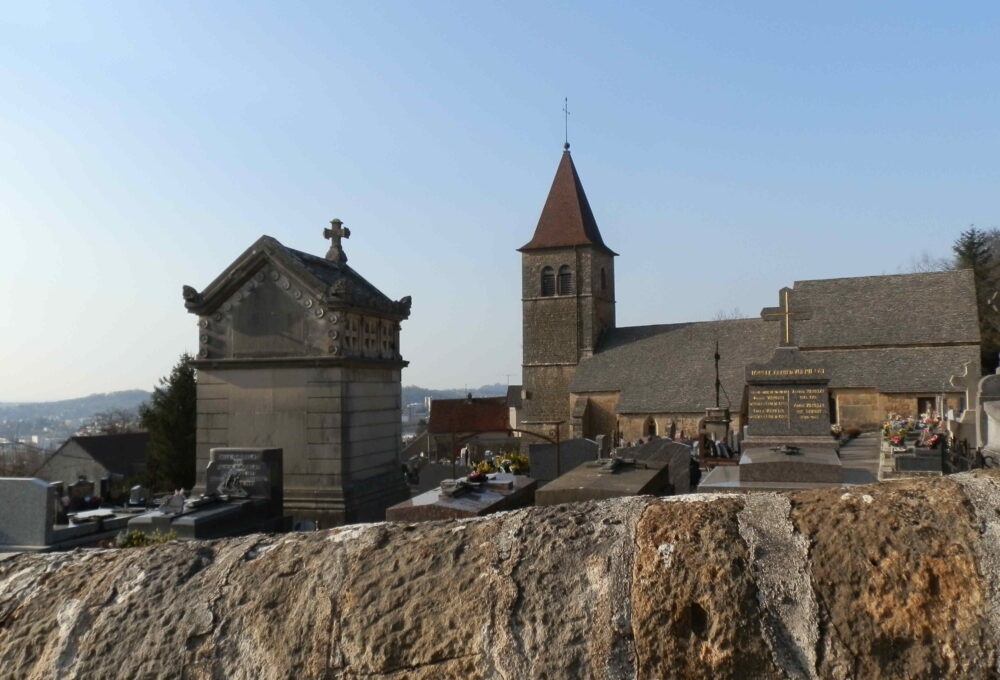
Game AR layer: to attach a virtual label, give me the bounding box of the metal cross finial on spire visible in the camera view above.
[323,218,351,264]
[562,97,570,150]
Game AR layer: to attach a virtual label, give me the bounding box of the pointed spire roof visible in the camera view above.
[519,147,617,255]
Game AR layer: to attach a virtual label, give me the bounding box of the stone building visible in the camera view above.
[183,222,411,527]
[520,147,981,439]
[519,144,616,438]
[426,396,512,461]
[33,432,148,489]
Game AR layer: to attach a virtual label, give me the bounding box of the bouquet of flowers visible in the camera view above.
[466,470,489,484]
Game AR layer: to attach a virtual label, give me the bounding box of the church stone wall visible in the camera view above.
[522,365,577,437]
[574,391,619,441]
[618,413,704,443]
[833,389,964,429]
[577,248,616,355]
[522,245,616,439]
[522,302,579,365]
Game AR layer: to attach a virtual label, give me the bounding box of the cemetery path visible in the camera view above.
[839,432,881,483]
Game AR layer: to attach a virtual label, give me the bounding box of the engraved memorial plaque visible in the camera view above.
[205,448,283,509]
[746,348,831,438]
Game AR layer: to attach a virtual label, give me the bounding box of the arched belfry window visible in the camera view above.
[541,267,555,297]
[557,265,572,295]
[600,267,607,291]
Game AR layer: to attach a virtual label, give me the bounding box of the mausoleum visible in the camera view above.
[182,222,411,527]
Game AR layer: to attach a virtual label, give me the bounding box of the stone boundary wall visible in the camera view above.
[3,472,1000,678]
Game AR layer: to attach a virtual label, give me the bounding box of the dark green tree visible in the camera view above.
[952,227,1000,374]
[140,353,196,491]
[953,227,994,272]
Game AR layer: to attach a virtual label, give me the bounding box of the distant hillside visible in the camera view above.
[402,383,509,406]
[0,390,151,421]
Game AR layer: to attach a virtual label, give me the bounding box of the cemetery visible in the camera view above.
[5,6,1000,676]
[128,447,290,539]
[0,160,994,679]
[0,477,140,552]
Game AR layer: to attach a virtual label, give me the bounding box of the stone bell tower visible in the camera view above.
[182,221,412,527]
[519,145,617,437]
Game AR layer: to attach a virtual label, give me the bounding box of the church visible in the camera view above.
[519,145,982,442]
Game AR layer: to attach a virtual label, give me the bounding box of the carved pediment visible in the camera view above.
[187,234,410,362]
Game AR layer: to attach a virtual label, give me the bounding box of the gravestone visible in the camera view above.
[982,402,1000,467]
[535,458,673,506]
[99,475,126,504]
[129,447,289,539]
[128,485,149,507]
[160,494,186,515]
[895,452,943,474]
[698,309,858,492]
[0,479,132,551]
[68,478,95,511]
[978,367,1000,453]
[386,473,536,522]
[744,347,832,446]
[51,482,69,525]
[205,447,283,510]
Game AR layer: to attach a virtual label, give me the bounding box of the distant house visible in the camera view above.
[427,396,513,461]
[33,432,148,485]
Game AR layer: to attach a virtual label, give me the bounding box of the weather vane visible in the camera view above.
[562,97,570,150]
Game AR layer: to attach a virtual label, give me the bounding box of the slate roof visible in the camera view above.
[518,150,617,256]
[184,235,410,319]
[40,433,149,478]
[792,270,980,348]
[528,438,598,485]
[506,385,523,409]
[570,270,981,414]
[283,245,398,311]
[428,397,510,434]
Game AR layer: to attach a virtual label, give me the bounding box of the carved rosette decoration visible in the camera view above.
[327,312,343,356]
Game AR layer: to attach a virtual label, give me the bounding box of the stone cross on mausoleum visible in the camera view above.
[761,287,811,347]
[324,218,351,264]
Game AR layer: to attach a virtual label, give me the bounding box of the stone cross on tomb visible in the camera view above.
[949,360,979,414]
[324,218,351,264]
[761,287,811,347]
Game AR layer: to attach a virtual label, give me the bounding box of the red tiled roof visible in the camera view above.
[518,150,616,255]
[428,397,510,434]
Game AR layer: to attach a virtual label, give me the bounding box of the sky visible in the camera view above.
[1,2,998,402]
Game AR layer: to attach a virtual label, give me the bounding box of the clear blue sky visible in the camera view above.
[2,2,997,401]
